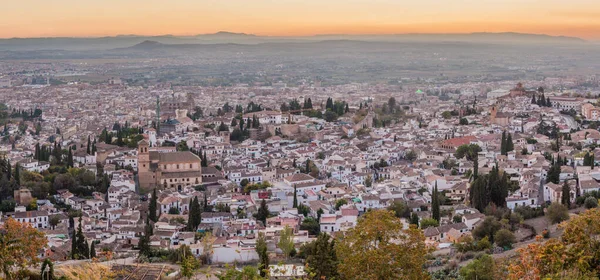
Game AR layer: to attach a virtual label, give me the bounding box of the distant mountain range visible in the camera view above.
[0,32,588,51]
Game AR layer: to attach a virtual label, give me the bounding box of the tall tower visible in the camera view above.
[156,96,160,135]
[137,139,153,192]
[490,105,497,124]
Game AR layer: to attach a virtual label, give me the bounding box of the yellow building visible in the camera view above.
[137,140,202,192]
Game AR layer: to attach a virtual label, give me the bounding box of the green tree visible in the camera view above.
[459,254,496,280]
[256,232,269,277]
[292,185,298,208]
[74,216,88,259]
[335,199,348,210]
[546,203,569,224]
[187,196,202,231]
[277,226,295,259]
[90,242,96,258]
[500,130,507,155]
[255,199,269,226]
[305,233,338,280]
[506,133,514,152]
[139,220,153,257]
[546,158,561,184]
[388,201,409,218]
[365,175,372,188]
[584,197,598,209]
[149,188,158,222]
[300,217,320,235]
[420,218,439,229]
[561,181,571,208]
[472,216,502,244]
[336,210,430,280]
[432,183,440,222]
[410,212,419,225]
[494,229,515,248]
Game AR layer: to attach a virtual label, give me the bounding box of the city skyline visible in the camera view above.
[2,0,600,40]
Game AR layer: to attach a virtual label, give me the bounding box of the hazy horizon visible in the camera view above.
[2,0,600,40]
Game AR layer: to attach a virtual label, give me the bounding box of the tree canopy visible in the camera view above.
[336,210,430,279]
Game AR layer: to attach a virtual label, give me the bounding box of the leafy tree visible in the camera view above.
[300,217,320,235]
[177,141,189,151]
[472,216,502,244]
[256,232,269,277]
[405,150,417,161]
[365,175,372,188]
[545,203,569,224]
[420,218,439,229]
[460,254,497,280]
[507,207,600,279]
[0,218,47,279]
[584,197,598,209]
[336,210,430,280]
[168,207,180,215]
[334,199,348,210]
[277,226,295,259]
[388,201,409,218]
[410,212,419,225]
[217,265,263,280]
[494,229,516,248]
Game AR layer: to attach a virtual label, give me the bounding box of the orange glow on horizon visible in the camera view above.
[2,0,600,40]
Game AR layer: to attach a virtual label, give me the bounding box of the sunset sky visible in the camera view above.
[1,0,599,39]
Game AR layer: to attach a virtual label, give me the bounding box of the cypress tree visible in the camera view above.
[71,229,78,259]
[6,159,11,181]
[90,242,96,258]
[139,220,153,257]
[506,133,514,152]
[256,199,269,226]
[293,185,298,208]
[67,147,74,168]
[432,183,440,222]
[326,98,333,110]
[14,163,20,186]
[410,212,419,225]
[561,181,571,208]
[75,216,87,259]
[87,135,91,155]
[149,188,158,222]
[500,130,507,155]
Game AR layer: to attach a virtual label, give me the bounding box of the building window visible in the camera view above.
[177,164,180,169]
[190,164,192,168]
